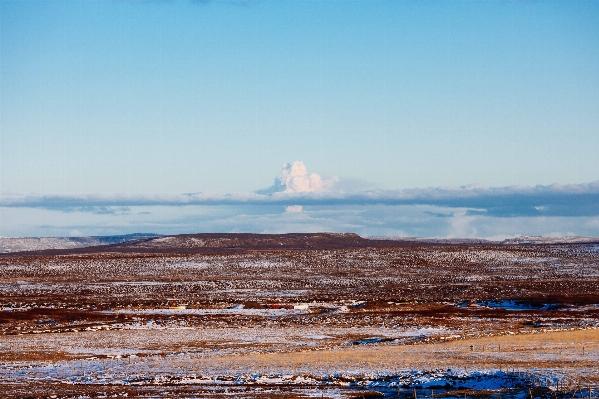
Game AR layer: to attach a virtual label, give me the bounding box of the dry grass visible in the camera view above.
[1,243,598,397]
[203,328,599,377]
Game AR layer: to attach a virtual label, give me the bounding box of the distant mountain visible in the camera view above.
[0,233,160,253]
[367,236,496,244]
[1,233,379,255]
[2,233,598,256]
[369,235,599,245]
[108,232,368,252]
[500,236,599,245]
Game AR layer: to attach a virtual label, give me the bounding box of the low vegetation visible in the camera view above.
[0,235,597,397]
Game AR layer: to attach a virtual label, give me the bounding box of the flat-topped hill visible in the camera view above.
[109,232,370,253]
[2,232,383,256]
[3,233,598,256]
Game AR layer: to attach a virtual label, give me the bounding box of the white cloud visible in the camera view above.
[276,161,338,193]
[447,212,478,238]
[2,165,599,219]
[3,202,599,238]
[285,205,303,213]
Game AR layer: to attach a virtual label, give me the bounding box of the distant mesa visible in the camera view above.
[1,233,598,256]
[105,232,368,253]
[1,232,369,255]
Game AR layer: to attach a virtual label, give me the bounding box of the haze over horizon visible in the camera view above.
[1,1,598,238]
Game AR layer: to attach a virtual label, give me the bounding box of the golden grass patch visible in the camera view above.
[203,328,599,377]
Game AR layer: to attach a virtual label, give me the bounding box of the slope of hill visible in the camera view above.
[0,233,376,255]
[0,233,160,253]
[85,232,370,253]
[3,232,598,256]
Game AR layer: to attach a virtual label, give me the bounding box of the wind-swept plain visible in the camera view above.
[1,234,598,398]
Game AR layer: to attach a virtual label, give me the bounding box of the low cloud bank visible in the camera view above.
[2,162,599,218]
[3,181,599,217]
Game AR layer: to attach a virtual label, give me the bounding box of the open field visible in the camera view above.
[0,234,598,398]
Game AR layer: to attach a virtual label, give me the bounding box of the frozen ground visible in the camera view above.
[0,237,598,397]
[0,327,598,398]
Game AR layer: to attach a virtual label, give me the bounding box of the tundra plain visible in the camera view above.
[0,234,598,398]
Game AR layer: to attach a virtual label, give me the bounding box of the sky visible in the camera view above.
[1,0,599,238]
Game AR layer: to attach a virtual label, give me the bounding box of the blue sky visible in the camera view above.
[1,1,599,238]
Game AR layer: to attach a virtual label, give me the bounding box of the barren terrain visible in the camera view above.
[0,234,598,398]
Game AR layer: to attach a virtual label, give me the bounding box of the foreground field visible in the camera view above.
[0,234,598,398]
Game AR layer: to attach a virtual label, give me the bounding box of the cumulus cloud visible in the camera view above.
[285,205,303,213]
[257,161,338,194]
[279,162,326,193]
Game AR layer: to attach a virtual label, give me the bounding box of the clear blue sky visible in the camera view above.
[1,1,599,237]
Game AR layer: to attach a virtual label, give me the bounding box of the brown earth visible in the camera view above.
[0,234,598,397]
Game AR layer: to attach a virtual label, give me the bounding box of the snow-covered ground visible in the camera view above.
[0,233,159,253]
[1,242,598,397]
